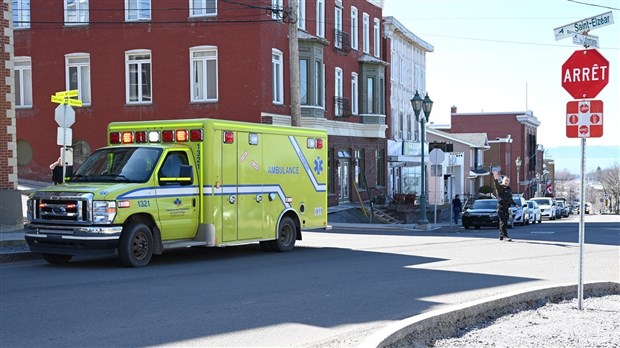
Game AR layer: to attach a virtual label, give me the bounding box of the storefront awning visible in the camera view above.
[469,168,489,177]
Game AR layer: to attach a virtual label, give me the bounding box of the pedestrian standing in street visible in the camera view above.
[452,194,462,225]
[50,157,63,185]
[491,170,517,241]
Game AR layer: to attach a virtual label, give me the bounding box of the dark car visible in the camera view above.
[462,199,514,230]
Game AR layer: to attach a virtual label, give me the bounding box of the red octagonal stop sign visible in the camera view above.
[562,49,609,99]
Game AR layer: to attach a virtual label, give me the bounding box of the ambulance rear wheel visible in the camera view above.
[42,253,72,265]
[271,217,296,252]
[118,223,153,267]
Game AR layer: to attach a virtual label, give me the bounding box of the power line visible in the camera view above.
[567,0,620,10]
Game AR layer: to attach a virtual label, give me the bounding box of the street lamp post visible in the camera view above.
[411,91,433,228]
[515,156,522,195]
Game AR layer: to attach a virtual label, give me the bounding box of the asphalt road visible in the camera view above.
[1,214,618,347]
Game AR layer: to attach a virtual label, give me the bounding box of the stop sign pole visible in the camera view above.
[51,90,82,183]
[555,12,614,310]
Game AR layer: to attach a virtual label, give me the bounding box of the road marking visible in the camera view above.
[531,231,555,234]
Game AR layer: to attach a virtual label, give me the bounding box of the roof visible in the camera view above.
[383,16,434,52]
[427,129,490,149]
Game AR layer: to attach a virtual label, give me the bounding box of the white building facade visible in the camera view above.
[383,16,433,198]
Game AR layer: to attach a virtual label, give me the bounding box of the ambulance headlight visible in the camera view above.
[93,201,117,224]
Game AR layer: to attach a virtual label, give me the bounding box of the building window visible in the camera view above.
[315,61,324,107]
[376,149,385,186]
[297,0,306,29]
[125,50,152,104]
[316,0,325,38]
[351,72,358,115]
[373,18,380,58]
[14,57,32,108]
[334,6,342,49]
[65,0,89,25]
[334,68,343,116]
[66,53,91,105]
[125,0,151,21]
[362,13,370,54]
[272,49,284,105]
[190,0,216,17]
[271,0,283,20]
[350,7,358,50]
[12,0,30,29]
[354,149,365,189]
[366,77,374,114]
[300,59,308,105]
[190,46,218,102]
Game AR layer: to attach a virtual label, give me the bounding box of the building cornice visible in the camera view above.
[264,113,387,139]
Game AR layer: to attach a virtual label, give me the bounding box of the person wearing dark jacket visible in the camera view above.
[492,170,517,241]
[452,194,463,225]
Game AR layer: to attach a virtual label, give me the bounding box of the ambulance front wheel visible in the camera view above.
[271,217,297,252]
[118,222,153,267]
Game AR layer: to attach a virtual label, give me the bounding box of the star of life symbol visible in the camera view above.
[314,157,324,175]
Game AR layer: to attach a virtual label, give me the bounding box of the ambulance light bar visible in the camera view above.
[110,129,204,144]
[306,138,324,149]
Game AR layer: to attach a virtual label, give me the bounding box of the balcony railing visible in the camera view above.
[334,97,352,117]
[334,29,351,53]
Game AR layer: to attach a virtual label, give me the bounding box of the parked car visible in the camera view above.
[530,197,558,220]
[556,201,570,217]
[511,195,530,225]
[462,199,514,230]
[526,200,542,223]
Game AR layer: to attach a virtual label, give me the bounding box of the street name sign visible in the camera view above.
[572,33,599,48]
[554,11,614,41]
[51,90,83,107]
[566,100,603,138]
[561,49,609,99]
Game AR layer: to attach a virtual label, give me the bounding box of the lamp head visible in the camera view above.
[410,91,423,121]
[422,93,433,121]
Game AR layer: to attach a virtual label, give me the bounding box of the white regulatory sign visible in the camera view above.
[553,11,614,41]
[57,127,73,146]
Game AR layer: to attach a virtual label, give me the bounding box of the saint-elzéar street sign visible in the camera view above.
[554,11,614,41]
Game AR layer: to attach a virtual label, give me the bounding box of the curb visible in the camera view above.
[359,281,620,348]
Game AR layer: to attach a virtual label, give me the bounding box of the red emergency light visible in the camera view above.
[223,131,234,144]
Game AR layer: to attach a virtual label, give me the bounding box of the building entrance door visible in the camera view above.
[338,159,350,203]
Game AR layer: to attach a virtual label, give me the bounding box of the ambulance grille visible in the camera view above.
[30,192,93,224]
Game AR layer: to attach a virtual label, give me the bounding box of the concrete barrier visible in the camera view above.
[360,281,620,348]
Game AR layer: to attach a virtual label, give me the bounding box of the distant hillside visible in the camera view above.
[546,146,620,174]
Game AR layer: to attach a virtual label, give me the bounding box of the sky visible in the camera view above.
[383,0,620,172]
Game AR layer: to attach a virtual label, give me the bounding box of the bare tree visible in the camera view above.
[596,163,620,214]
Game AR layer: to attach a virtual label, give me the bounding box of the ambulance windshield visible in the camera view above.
[71,147,162,183]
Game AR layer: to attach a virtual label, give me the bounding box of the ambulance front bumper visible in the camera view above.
[24,223,123,255]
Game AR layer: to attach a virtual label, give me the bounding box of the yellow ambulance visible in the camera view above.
[25,119,328,267]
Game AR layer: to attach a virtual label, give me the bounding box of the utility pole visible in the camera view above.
[288,0,301,127]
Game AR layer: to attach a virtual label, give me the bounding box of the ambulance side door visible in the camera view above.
[155,150,199,240]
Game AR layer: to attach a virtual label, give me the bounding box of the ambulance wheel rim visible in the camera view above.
[131,231,149,260]
[279,224,294,245]
[119,222,153,267]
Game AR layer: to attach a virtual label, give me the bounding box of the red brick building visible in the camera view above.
[1,0,23,226]
[13,0,388,207]
[450,106,541,198]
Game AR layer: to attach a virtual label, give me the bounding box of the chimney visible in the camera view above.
[451,105,457,114]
